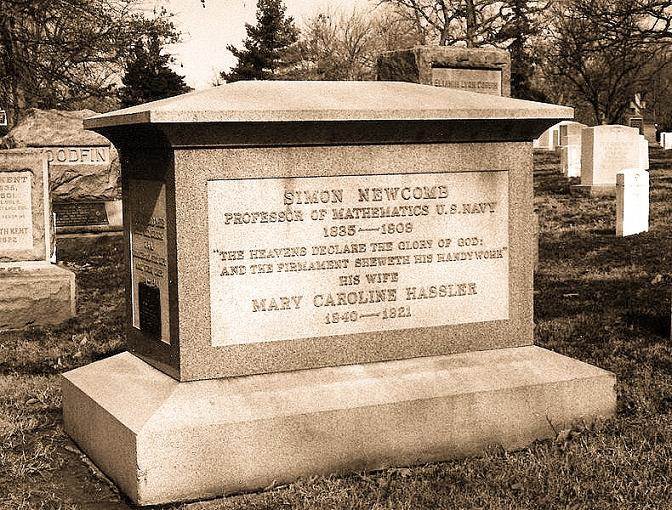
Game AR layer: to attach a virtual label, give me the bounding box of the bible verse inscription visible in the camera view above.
[208,171,509,346]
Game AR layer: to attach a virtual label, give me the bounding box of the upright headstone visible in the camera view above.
[662,132,672,150]
[534,121,578,151]
[0,149,75,328]
[559,122,587,147]
[377,46,511,96]
[1,109,122,235]
[624,93,657,144]
[533,128,553,150]
[571,125,644,196]
[62,82,615,506]
[616,168,649,237]
[639,136,650,171]
[560,134,582,178]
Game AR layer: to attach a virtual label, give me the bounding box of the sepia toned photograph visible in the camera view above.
[0,0,670,508]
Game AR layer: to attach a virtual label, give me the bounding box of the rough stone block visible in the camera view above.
[377,46,511,96]
[0,262,75,329]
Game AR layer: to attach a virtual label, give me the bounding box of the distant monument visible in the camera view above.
[0,150,75,329]
[63,82,615,506]
[624,93,656,144]
[377,46,511,97]
[1,109,122,235]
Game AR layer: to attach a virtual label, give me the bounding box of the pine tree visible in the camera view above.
[498,0,547,101]
[0,0,181,125]
[221,0,299,82]
[119,34,192,108]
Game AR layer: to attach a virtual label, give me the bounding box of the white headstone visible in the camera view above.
[552,126,561,149]
[639,136,649,170]
[559,122,587,147]
[663,132,672,150]
[561,134,582,178]
[535,121,585,151]
[534,128,552,150]
[616,168,649,237]
[581,125,643,187]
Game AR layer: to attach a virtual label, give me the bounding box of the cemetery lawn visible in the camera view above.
[1,150,672,509]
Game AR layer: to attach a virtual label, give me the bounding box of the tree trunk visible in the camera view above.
[0,3,24,127]
[463,0,477,47]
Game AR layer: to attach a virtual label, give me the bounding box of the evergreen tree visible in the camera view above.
[498,0,547,101]
[119,33,192,107]
[221,0,299,82]
[0,0,181,125]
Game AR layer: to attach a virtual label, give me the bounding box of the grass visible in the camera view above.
[1,150,672,509]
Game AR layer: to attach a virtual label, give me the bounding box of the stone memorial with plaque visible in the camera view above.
[571,125,647,196]
[0,149,75,328]
[377,46,510,96]
[62,81,616,506]
[1,108,123,235]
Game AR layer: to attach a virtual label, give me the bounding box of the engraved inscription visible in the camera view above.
[0,171,33,252]
[596,140,641,182]
[431,67,502,95]
[44,146,109,165]
[129,179,170,344]
[54,202,109,227]
[208,172,510,346]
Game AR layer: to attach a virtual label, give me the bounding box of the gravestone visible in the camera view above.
[534,121,575,151]
[533,127,552,150]
[377,46,511,96]
[62,81,615,506]
[1,109,122,235]
[561,134,582,178]
[559,122,587,146]
[624,94,657,144]
[571,125,645,196]
[628,116,644,132]
[661,132,672,150]
[616,169,649,237]
[0,149,75,328]
[639,136,650,171]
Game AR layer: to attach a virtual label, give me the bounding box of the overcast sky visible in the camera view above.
[144,0,369,90]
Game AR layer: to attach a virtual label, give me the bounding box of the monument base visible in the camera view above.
[570,184,617,197]
[0,261,76,329]
[62,346,615,506]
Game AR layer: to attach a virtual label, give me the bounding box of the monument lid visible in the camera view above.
[84,81,573,128]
